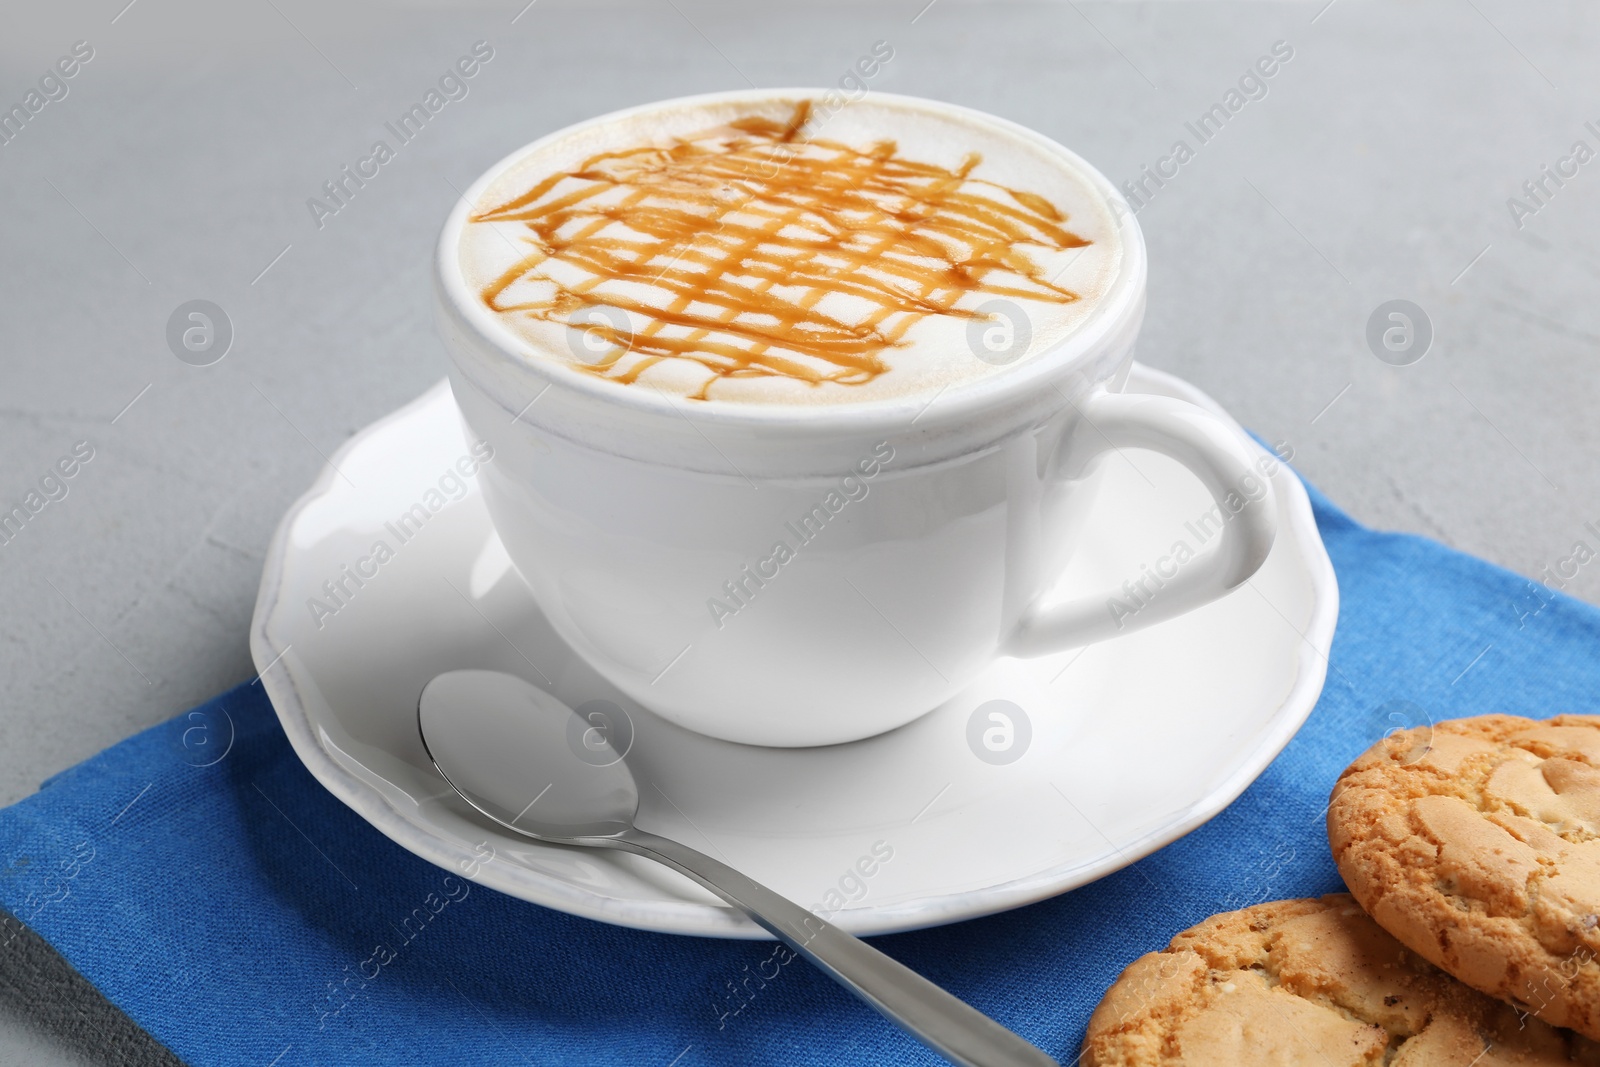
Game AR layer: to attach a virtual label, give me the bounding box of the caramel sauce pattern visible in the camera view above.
[471,101,1092,400]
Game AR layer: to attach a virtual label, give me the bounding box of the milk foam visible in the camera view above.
[458,93,1124,405]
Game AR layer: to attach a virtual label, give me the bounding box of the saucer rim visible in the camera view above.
[250,363,1338,939]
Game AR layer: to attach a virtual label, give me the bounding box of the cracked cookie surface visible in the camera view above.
[1329,714,1600,1040]
[1081,894,1598,1065]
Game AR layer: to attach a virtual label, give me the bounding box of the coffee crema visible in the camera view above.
[460,96,1121,404]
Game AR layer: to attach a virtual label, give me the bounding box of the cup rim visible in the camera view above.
[435,87,1147,434]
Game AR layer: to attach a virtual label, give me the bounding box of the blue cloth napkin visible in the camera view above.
[4,475,1599,1067]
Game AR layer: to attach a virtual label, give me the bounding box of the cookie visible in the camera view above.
[1329,714,1600,1040]
[1081,894,1598,1066]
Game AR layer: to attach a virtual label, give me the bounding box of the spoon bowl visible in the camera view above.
[419,669,636,839]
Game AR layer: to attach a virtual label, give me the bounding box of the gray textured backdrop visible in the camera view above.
[3,1,1598,1063]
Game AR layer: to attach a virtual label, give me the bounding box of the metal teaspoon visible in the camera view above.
[418,670,1056,1067]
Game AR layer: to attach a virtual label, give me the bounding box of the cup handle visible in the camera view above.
[1005,388,1278,656]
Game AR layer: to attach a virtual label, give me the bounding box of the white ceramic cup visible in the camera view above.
[435,89,1276,747]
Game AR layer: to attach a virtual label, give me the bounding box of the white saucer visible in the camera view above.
[250,364,1337,939]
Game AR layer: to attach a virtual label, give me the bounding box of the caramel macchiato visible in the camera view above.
[458,94,1122,404]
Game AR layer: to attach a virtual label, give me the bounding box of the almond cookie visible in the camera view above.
[1329,714,1600,1039]
[1081,894,1598,1066]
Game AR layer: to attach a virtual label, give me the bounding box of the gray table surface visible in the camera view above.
[3,0,1598,1062]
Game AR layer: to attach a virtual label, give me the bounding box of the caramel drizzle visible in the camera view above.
[471,100,1091,400]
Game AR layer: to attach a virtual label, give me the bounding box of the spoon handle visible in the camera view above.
[604,829,1057,1067]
